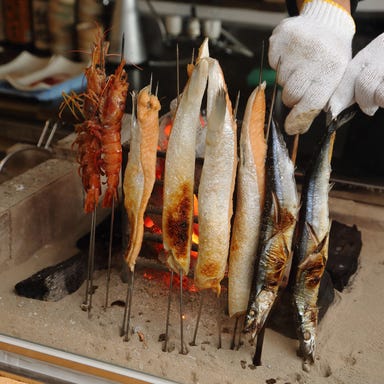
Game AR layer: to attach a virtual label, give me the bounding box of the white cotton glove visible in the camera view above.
[328,33,384,118]
[268,0,355,135]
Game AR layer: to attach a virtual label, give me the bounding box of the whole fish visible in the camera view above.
[162,58,209,276]
[228,83,267,317]
[194,56,237,295]
[292,108,356,366]
[244,118,299,339]
[123,86,161,272]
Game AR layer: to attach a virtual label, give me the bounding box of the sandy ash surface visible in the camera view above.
[0,209,384,384]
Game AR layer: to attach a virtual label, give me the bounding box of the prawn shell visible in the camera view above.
[100,61,129,208]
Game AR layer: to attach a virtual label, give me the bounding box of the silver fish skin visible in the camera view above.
[244,118,299,339]
[292,126,336,366]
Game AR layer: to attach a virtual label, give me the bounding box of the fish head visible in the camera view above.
[244,290,275,339]
[299,328,316,365]
[243,308,258,339]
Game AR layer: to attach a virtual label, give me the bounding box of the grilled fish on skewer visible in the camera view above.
[244,118,299,339]
[123,86,161,271]
[162,59,209,275]
[292,129,334,367]
[194,58,237,295]
[228,83,267,317]
[292,108,356,366]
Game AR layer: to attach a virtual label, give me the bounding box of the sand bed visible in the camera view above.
[0,198,383,384]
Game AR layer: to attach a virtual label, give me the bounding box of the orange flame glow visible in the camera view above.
[142,268,199,293]
[164,122,172,138]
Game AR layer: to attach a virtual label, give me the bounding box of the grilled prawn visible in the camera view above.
[100,60,129,208]
[244,118,299,339]
[64,29,108,213]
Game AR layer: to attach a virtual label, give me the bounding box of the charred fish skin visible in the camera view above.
[293,126,337,366]
[162,59,209,275]
[294,231,329,366]
[244,118,299,338]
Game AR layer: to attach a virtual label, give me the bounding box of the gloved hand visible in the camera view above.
[328,33,384,118]
[268,0,355,135]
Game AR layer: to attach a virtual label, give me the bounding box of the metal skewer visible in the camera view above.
[230,316,239,350]
[291,133,300,166]
[162,269,174,352]
[230,314,244,350]
[121,268,135,341]
[104,197,115,309]
[178,268,187,354]
[216,293,223,349]
[81,205,97,318]
[163,268,187,354]
[190,291,204,346]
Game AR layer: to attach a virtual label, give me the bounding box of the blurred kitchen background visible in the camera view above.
[0,0,383,192]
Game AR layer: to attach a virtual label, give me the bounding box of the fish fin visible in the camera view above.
[270,191,283,239]
[305,221,330,255]
[305,222,321,246]
[271,191,281,224]
[297,252,321,271]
